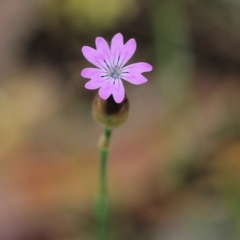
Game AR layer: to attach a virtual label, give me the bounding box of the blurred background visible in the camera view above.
[0,0,240,239]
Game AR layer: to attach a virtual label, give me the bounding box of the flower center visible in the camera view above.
[110,66,120,80]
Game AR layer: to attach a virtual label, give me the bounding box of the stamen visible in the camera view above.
[104,60,111,70]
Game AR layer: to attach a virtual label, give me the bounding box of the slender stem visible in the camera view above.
[97,128,112,240]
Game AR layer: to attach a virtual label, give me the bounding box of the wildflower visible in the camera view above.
[81,33,152,103]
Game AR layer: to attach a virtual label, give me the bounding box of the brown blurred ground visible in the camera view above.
[0,0,240,239]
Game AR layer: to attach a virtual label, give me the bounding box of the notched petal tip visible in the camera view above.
[125,38,137,53]
[82,46,93,58]
[95,36,103,41]
[85,79,103,90]
[98,81,114,100]
[95,37,109,49]
[146,63,153,71]
[95,37,102,46]
[112,80,125,103]
[118,38,137,66]
[113,97,122,104]
[111,33,124,52]
[82,46,90,54]
[123,62,153,73]
[98,91,110,100]
[113,93,124,103]
[81,68,102,78]
[128,38,136,45]
[81,68,88,78]
[113,33,123,40]
[81,46,104,68]
[84,81,92,89]
[122,73,148,85]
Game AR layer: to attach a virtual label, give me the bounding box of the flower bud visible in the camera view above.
[92,94,129,129]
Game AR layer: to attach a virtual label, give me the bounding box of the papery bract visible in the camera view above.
[81,33,152,103]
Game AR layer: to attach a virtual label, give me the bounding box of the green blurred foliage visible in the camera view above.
[39,0,137,33]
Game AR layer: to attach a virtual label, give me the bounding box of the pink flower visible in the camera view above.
[81,33,153,103]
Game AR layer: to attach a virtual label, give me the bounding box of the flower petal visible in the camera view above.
[122,62,153,73]
[85,77,106,90]
[111,33,124,66]
[96,37,110,51]
[118,38,136,67]
[98,80,114,99]
[121,72,147,85]
[82,46,103,68]
[81,68,103,78]
[112,79,125,103]
[95,37,111,62]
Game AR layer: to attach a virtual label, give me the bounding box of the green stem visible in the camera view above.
[97,128,112,240]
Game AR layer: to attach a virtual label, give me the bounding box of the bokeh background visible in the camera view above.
[1,0,240,239]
